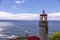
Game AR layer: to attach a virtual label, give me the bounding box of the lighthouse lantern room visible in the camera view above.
[40,10,47,21]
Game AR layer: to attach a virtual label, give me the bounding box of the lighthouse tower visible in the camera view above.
[39,10,48,40]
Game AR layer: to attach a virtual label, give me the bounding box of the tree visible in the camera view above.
[50,31,60,40]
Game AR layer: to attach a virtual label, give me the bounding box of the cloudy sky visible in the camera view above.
[0,0,60,20]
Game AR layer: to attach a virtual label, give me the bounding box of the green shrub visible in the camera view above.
[50,31,60,40]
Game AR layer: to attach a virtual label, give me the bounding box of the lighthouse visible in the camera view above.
[39,10,48,40]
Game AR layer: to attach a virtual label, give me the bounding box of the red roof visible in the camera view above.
[40,10,47,16]
[27,36,40,40]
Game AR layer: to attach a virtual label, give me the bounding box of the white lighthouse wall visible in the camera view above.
[39,27,48,40]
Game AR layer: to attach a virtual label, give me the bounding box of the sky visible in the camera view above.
[0,0,60,20]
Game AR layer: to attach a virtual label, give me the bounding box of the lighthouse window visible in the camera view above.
[42,16,45,21]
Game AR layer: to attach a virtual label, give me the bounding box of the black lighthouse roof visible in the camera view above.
[40,10,47,16]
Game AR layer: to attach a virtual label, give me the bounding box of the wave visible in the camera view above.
[0,34,17,39]
[0,29,4,31]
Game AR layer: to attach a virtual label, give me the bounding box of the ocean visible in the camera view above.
[0,20,60,40]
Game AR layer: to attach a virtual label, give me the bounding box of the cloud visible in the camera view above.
[11,5,20,10]
[0,11,60,20]
[15,0,25,4]
[48,12,60,20]
[0,12,39,20]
